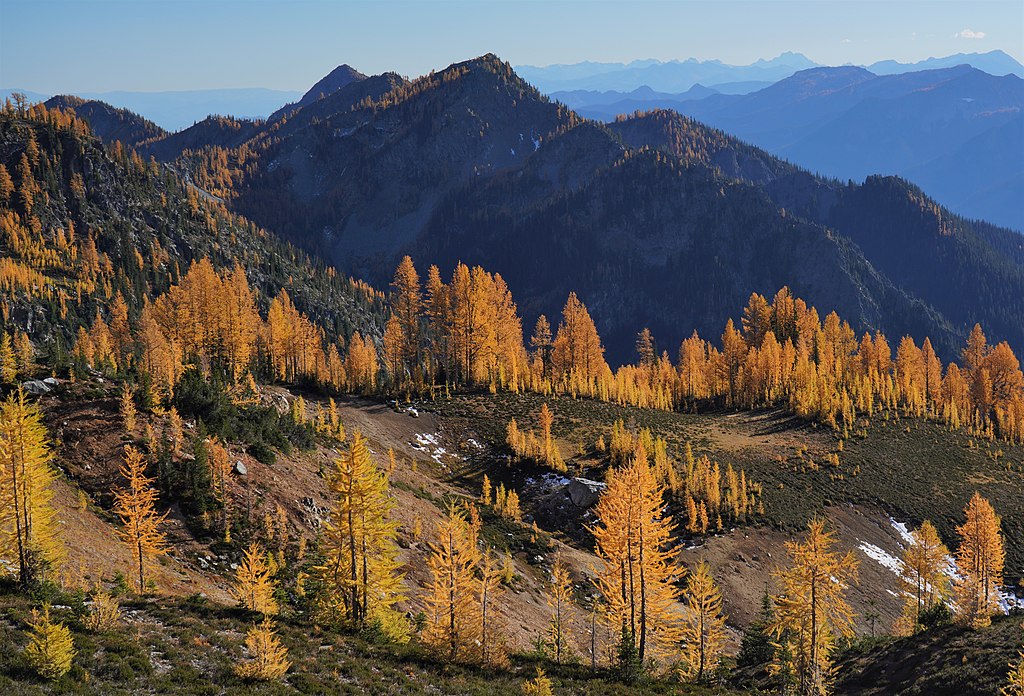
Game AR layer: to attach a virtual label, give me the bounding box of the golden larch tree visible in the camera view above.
[522,667,555,696]
[235,619,290,681]
[24,606,75,680]
[770,517,859,696]
[894,520,950,635]
[0,388,61,586]
[317,430,405,633]
[389,255,422,381]
[679,560,728,683]
[1003,651,1024,696]
[478,548,508,666]
[119,382,136,432]
[85,587,121,632]
[0,332,18,384]
[208,437,232,536]
[112,445,168,593]
[547,554,574,664]
[954,492,1005,627]
[423,502,481,662]
[233,542,279,616]
[592,446,681,664]
[222,265,260,379]
[551,292,607,394]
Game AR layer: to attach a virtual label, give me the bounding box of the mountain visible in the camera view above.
[0,100,379,346]
[519,50,1024,95]
[268,63,367,121]
[75,88,303,131]
[832,614,1023,696]
[1,88,51,104]
[667,65,1024,230]
[61,55,1016,366]
[868,49,1024,77]
[44,94,167,148]
[550,83,720,120]
[516,52,820,93]
[904,115,1024,228]
[138,114,264,162]
[548,63,1023,229]
[16,87,301,131]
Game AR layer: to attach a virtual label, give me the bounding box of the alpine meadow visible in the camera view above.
[1,1,1023,694]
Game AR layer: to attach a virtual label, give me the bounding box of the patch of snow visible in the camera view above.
[524,472,571,491]
[890,516,1023,616]
[889,518,916,547]
[999,591,1023,613]
[412,432,462,465]
[414,433,439,448]
[858,541,904,575]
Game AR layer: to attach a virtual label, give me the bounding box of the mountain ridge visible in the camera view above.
[40,55,1024,365]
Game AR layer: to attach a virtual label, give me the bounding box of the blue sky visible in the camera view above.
[1,0,1021,93]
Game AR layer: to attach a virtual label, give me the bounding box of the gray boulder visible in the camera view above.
[21,379,51,395]
[566,477,606,508]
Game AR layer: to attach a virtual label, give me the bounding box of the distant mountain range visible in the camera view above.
[46,54,1024,366]
[552,62,1024,230]
[521,49,1024,93]
[518,52,820,93]
[3,87,301,131]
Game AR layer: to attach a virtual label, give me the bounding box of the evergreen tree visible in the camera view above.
[737,585,775,669]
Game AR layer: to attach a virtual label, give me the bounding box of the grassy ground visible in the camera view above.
[832,613,1024,696]
[431,392,1024,581]
[0,585,749,695]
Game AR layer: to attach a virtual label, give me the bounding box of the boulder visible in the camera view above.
[566,477,606,508]
[233,460,248,476]
[21,379,51,395]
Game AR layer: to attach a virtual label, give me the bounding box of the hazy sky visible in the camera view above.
[1,0,1021,93]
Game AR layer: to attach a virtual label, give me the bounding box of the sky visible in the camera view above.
[1,0,1022,93]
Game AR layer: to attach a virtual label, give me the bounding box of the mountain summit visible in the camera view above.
[270,63,368,120]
